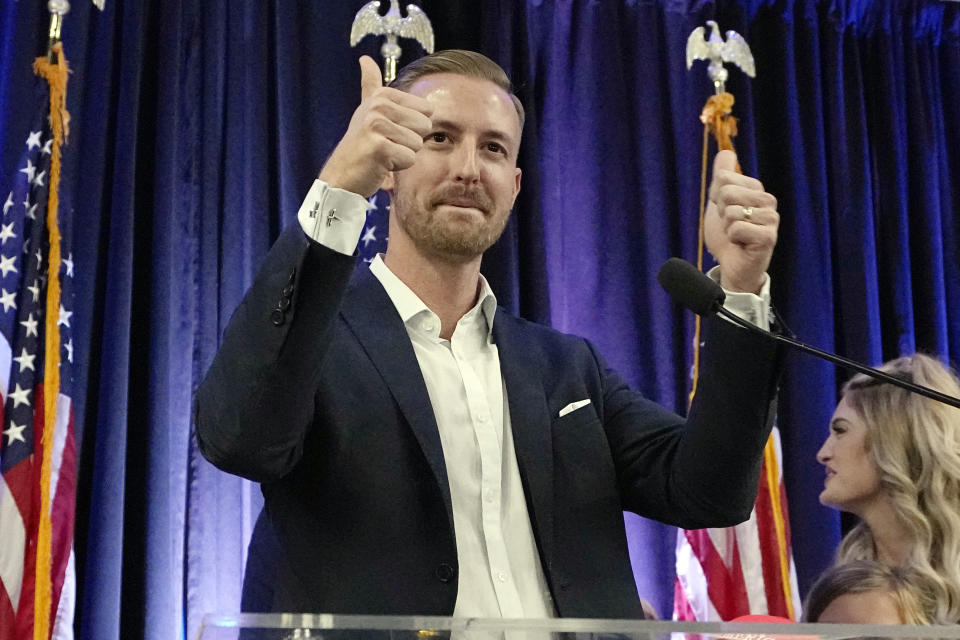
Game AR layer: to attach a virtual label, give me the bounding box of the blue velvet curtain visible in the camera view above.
[1,0,958,637]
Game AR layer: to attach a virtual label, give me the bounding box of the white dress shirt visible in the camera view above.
[368,256,555,617]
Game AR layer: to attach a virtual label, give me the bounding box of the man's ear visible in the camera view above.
[511,167,522,205]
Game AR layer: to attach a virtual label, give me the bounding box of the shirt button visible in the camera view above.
[421,320,434,332]
[477,413,489,424]
[435,563,456,583]
[497,571,508,583]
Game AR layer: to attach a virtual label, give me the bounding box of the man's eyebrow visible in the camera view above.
[431,119,515,143]
[430,119,462,133]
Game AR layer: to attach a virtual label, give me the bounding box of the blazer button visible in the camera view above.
[435,563,456,583]
[271,309,285,326]
[277,296,291,311]
[282,284,294,297]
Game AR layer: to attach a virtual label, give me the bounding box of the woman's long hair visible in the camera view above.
[835,354,960,623]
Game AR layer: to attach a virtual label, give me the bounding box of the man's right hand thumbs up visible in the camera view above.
[319,55,434,198]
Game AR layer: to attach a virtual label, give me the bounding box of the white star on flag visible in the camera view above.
[2,192,12,215]
[20,312,39,337]
[19,158,36,182]
[13,348,36,373]
[0,222,15,245]
[0,254,17,277]
[361,226,377,247]
[3,422,27,445]
[65,338,74,363]
[28,280,40,302]
[0,288,16,312]
[41,138,52,154]
[35,247,42,268]
[33,170,46,187]
[9,383,31,408]
[26,130,43,150]
[367,195,379,211]
[26,202,38,220]
[59,304,72,328]
[63,253,74,277]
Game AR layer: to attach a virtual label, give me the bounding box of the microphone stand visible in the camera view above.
[715,306,960,410]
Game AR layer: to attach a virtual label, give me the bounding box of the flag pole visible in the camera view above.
[676,23,799,622]
[33,3,71,637]
[683,20,756,401]
[46,0,69,63]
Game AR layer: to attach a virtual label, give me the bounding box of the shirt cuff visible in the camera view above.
[706,265,772,330]
[296,179,370,255]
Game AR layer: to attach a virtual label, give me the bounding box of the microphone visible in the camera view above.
[657,258,960,410]
[656,257,726,315]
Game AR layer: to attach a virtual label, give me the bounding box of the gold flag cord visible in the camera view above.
[688,124,710,403]
[689,93,738,405]
[689,90,796,621]
[31,40,69,640]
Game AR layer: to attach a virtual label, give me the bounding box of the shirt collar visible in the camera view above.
[369,254,498,339]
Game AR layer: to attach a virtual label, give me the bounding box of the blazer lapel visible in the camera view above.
[493,313,555,573]
[340,267,454,531]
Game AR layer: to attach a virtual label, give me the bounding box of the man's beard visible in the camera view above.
[392,182,511,262]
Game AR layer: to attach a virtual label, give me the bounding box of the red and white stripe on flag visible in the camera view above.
[0,394,76,640]
[674,426,802,621]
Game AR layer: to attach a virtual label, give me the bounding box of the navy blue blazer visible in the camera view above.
[195,224,783,617]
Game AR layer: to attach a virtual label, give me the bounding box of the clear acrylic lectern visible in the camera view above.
[197,613,960,640]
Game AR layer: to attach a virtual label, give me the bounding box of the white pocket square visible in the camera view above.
[558,399,591,417]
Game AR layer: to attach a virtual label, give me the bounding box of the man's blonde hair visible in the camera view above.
[389,49,525,132]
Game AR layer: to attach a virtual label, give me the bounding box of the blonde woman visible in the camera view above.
[816,353,960,624]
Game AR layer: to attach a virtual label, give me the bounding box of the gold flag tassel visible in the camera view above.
[31,39,70,640]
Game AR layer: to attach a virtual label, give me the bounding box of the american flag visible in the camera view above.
[357,192,390,262]
[674,418,802,619]
[0,50,76,640]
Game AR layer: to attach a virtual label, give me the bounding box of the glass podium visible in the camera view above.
[197,613,960,640]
